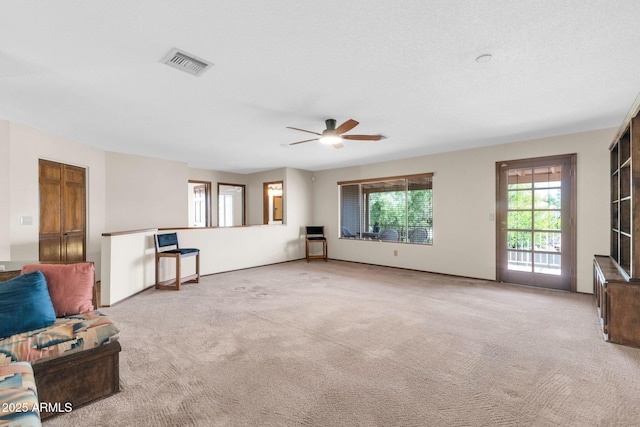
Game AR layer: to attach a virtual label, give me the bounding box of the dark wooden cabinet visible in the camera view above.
[594,256,640,347]
[594,95,640,348]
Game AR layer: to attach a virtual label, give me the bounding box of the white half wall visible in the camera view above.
[100,166,314,305]
[100,229,157,306]
[101,224,308,305]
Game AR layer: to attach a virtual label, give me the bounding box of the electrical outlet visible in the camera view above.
[393,250,398,256]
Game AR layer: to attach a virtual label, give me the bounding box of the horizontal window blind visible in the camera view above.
[339,174,433,244]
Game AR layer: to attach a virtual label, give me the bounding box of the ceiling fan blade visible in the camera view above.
[286,126,321,136]
[335,119,359,135]
[332,142,344,149]
[289,138,319,146]
[342,134,386,141]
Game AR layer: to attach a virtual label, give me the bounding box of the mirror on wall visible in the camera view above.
[263,181,284,224]
[217,183,246,227]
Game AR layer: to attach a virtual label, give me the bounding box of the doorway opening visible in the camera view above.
[263,181,284,224]
[217,183,245,227]
[188,180,211,227]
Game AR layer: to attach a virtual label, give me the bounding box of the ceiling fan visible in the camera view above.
[287,119,386,149]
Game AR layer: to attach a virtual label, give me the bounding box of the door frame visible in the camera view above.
[217,182,246,227]
[495,153,577,292]
[188,180,212,227]
[263,181,284,224]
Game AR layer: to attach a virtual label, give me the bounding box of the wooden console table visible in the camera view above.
[593,255,640,347]
[0,261,39,281]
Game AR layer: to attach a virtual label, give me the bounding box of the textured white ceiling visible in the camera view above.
[1,1,640,173]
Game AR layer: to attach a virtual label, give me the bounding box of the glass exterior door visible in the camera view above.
[497,155,576,291]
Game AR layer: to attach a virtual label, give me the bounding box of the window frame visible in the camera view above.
[338,173,433,245]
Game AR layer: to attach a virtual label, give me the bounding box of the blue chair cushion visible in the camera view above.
[306,226,324,235]
[0,270,56,339]
[163,248,199,255]
[157,233,179,248]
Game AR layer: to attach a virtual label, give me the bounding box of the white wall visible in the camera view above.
[2,121,106,273]
[0,121,10,259]
[286,168,315,236]
[313,128,614,293]
[105,151,188,231]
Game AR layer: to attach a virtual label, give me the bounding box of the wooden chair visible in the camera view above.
[154,233,200,290]
[305,226,328,262]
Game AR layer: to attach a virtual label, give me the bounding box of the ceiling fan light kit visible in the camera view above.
[319,135,342,145]
[287,118,385,149]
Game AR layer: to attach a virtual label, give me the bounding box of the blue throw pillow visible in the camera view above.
[0,270,57,339]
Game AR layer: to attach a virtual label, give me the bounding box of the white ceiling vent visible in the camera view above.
[161,48,212,77]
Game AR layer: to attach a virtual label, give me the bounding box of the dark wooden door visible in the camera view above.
[496,154,576,291]
[39,159,86,262]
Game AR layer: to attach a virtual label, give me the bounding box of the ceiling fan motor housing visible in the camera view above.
[325,119,337,131]
[322,119,339,137]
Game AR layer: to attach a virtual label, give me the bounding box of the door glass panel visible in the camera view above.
[508,250,532,272]
[534,253,561,275]
[508,211,532,229]
[534,188,561,209]
[533,211,561,230]
[534,231,561,252]
[533,166,561,188]
[508,190,532,209]
[508,231,532,250]
[507,169,533,189]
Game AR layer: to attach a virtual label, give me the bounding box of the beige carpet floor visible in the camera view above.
[43,260,640,426]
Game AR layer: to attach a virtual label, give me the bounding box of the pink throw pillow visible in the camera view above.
[21,263,95,317]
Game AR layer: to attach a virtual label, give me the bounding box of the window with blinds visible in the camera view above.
[338,173,433,244]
